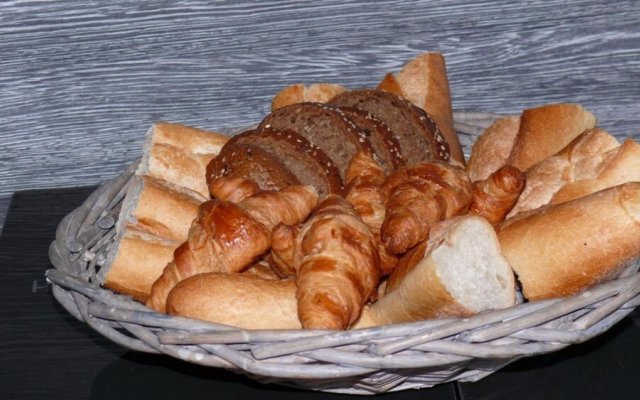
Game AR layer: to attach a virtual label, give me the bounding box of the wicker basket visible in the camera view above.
[46,112,640,395]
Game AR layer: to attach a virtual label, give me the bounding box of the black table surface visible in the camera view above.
[1,186,639,399]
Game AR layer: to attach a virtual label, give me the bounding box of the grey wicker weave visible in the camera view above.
[46,112,640,395]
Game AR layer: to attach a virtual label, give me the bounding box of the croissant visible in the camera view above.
[272,195,380,329]
[208,176,260,202]
[381,162,473,254]
[345,150,398,274]
[146,184,318,312]
[469,165,525,225]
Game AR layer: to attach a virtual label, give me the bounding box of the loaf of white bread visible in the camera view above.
[98,122,229,302]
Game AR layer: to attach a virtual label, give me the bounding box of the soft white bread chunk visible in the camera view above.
[137,122,229,198]
[356,216,516,327]
[499,183,640,301]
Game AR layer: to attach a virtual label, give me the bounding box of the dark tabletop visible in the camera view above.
[1,186,639,399]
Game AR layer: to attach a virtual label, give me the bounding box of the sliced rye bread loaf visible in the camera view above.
[329,89,450,165]
[257,102,375,178]
[224,128,344,196]
[206,142,301,192]
[328,106,404,174]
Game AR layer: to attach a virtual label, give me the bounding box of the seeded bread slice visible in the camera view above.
[331,106,404,174]
[225,129,344,196]
[330,89,450,165]
[258,102,374,178]
[206,142,301,193]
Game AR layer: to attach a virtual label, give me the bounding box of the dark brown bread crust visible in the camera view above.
[224,128,344,196]
[206,142,300,192]
[257,102,375,178]
[329,89,450,165]
[329,106,404,174]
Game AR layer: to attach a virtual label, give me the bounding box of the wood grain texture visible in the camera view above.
[1,0,639,233]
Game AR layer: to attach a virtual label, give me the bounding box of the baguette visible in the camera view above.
[498,183,640,301]
[119,175,204,242]
[99,229,179,302]
[507,128,621,217]
[379,52,465,165]
[356,216,516,327]
[137,122,229,198]
[506,103,596,171]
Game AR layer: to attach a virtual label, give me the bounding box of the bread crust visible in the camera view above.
[224,128,344,196]
[102,230,179,302]
[206,142,300,192]
[507,128,622,217]
[271,83,346,110]
[466,116,521,182]
[498,183,640,301]
[393,52,464,165]
[121,176,203,242]
[138,122,230,198]
[507,103,596,171]
[167,273,302,329]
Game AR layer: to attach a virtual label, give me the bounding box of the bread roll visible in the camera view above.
[466,116,521,182]
[137,122,229,198]
[383,52,465,165]
[498,183,640,301]
[167,273,302,329]
[271,83,347,110]
[356,216,516,327]
[506,103,596,171]
[99,229,179,302]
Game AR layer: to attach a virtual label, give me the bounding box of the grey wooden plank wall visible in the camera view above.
[1,0,639,232]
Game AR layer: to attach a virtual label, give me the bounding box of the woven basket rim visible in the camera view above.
[46,112,640,394]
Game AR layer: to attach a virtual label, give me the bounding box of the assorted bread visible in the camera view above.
[98,52,640,331]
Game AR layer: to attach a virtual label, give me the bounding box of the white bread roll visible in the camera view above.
[466,116,521,182]
[507,128,620,217]
[137,122,229,198]
[498,182,640,301]
[271,83,347,110]
[506,103,596,171]
[355,216,516,327]
[166,273,302,329]
[99,229,179,302]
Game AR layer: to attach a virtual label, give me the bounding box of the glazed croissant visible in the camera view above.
[469,165,525,225]
[344,150,398,274]
[147,183,318,312]
[272,195,380,329]
[381,162,474,254]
